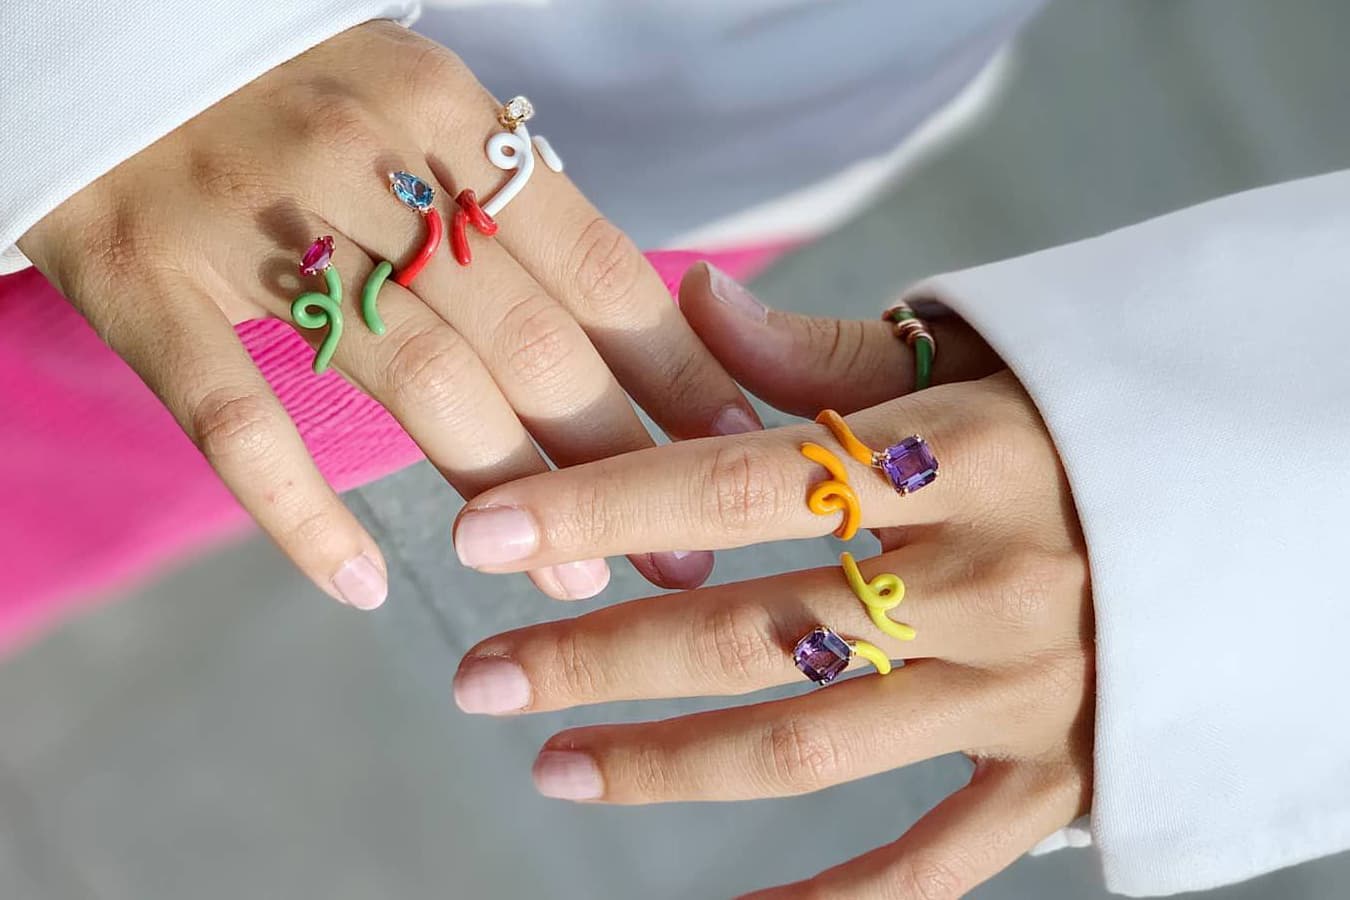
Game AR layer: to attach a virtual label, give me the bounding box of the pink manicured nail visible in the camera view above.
[455,507,538,568]
[712,405,761,436]
[331,554,387,610]
[707,263,768,323]
[651,550,714,586]
[533,750,603,801]
[549,559,611,600]
[454,657,532,715]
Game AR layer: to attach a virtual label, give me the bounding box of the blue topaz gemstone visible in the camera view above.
[390,171,435,212]
[793,626,853,684]
[876,436,938,495]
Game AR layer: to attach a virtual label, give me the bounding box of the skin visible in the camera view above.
[452,265,1096,898]
[16,21,758,608]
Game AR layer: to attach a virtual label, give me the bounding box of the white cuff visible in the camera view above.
[0,243,32,276]
[1029,816,1093,856]
[0,1,422,263]
[901,171,1350,896]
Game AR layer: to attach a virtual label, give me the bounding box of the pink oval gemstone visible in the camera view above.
[299,235,335,276]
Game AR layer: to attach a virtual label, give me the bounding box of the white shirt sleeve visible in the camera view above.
[0,0,423,270]
[900,170,1350,896]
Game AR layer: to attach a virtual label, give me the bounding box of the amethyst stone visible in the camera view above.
[793,626,853,684]
[876,435,938,495]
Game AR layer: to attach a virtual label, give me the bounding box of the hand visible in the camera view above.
[450,266,1093,898]
[17,22,755,608]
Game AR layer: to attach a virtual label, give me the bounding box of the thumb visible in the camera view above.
[678,262,999,418]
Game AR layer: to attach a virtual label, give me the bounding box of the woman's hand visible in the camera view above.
[450,266,1093,898]
[17,22,755,608]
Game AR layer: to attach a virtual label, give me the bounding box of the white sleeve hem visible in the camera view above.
[901,170,1350,896]
[1,1,423,261]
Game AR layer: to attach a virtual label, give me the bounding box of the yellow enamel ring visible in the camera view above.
[792,626,892,684]
[842,551,916,642]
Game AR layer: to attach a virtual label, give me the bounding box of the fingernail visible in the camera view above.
[454,657,532,714]
[712,405,761,436]
[651,550,714,586]
[331,554,387,610]
[707,263,768,323]
[549,558,611,600]
[455,507,538,568]
[533,750,603,801]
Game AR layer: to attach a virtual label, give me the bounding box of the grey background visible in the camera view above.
[4,1,1349,897]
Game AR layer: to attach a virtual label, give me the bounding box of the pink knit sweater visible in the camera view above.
[0,246,787,654]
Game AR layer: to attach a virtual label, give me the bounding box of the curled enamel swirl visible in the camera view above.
[841,551,915,642]
[291,237,344,374]
[800,441,861,541]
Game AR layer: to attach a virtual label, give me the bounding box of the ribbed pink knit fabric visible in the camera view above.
[0,246,789,654]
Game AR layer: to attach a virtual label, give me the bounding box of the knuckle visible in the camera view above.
[626,740,674,801]
[568,216,643,319]
[978,553,1053,631]
[190,389,280,465]
[703,444,785,538]
[84,202,164,283]
[951,387,1054,495]
[546,627,606,702]
[188,148,274,209]
[1027,650,1093,716]
[497,295,579,392]
[404,44,474,120]
[293,89,381,158]
[816,317,869,377]
[761,717,846,794]
[543,476,614,552]
[284,508,337,551]
[975,548,1085,634]
[693,600,779,685]
[652,346,717,423]
[86,295,138,352]
[892,851,966,900]
[383,325,477,411]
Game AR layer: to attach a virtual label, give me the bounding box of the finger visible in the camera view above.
[70,272,388,610]
[529,660,995,804]
[680,263,1002,418]
[452,383,1014,571]
[742,762,1083,900]
[494,176,763,440]
[323,159,712,590]
[455,543,1012,715]
[421,90,762,442]
[255,227,612,601]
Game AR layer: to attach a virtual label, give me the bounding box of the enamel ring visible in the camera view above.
[451,95,563,265]
[883,301,937,391]
[841,551,915,642]
[291,235,343,374]
[387,171,443,290]
[815,409,938,496]
[361,170,455,336]
[466,95,564,263]
[800,441,862,540]
[793,625,892,684]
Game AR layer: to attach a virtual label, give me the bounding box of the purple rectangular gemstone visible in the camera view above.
[793,627,852,684]
[877,436,938,495]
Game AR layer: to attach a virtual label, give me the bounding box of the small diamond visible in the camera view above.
[793,627,853,684]
[299,235,334,276]
[389,171,435,212]
[876,436,938,495]
[501,95,534,127]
